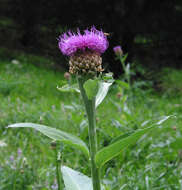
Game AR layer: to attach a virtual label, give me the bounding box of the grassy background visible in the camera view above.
[0,51,182,190]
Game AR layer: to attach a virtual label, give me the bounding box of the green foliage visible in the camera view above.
[7,123,89,158]
[115,80,130,90]
[95,79,114,108]
[0,17,15,27]
[160,68,182,96]
[134,35,152,44]
[95,115,172,168]
[61,166,93,190]
[1,55,182,190]
[83,79,99,100]
[61,166,106,190]
[57,83,80,93]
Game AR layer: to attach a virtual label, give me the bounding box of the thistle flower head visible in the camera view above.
[58,26,109,56]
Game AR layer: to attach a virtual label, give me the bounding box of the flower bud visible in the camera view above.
[113,46,123,56]
[64,72,71,80]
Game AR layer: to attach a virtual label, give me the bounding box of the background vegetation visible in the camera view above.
[0,51,182,189]
[0,1,182,189]
[0,0,182,75]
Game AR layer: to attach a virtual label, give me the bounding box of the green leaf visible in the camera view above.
[95,81,113,108]
[7,123,89,158]
[110,131,134,144]
[61,166,105,190]
[95,115,174,168]
[95,126,154,168]
[156,115,172,125]
[121,53,128,63]
[170,138,182,150]
[61,166,93,190]
[116,80,130,90]
[57,84,80,93]
[83,79,99,100]
[102,72,114,81]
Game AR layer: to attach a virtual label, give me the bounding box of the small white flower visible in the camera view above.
[0,140,7,147]
[11,59,20,65]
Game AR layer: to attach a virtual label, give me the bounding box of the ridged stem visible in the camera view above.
[120,56,130,86]
[53,143,63,190]
[77,76,101,190]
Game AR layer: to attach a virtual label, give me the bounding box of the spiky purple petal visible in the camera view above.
[58,27,109,56]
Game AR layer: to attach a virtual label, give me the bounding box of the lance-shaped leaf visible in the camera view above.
[95,126,154,168]
[110,131,134,144]
[95,115,174,168]
[156,115,172,125]
[116,80,130,90]
[61,166,105,190]
[95,81,113,108]
[83,79,99,100]
[61,166,93,190]
[120,53,128,63]
[57,84,80,93]
[7,123,89,158]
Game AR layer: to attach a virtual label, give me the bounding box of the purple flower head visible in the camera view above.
[17,148,22,156]
[51,184,58,190]
[113,45,123,56]
[10,155,14,162]
[58,26,109,56]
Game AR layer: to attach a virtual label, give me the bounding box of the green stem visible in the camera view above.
[77,76,101,190]
[54,146,62,190]
[120,57,130,86]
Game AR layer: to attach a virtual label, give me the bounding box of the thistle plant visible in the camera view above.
[59,26,109,190]
[7,27,173,190]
